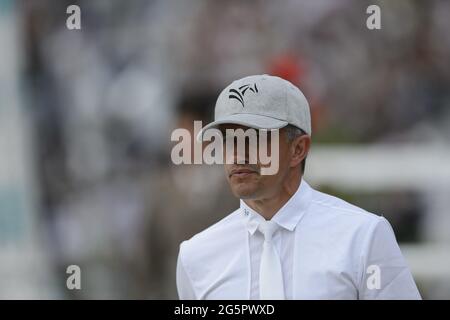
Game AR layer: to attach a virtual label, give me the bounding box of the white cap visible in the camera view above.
[197,74,311,141]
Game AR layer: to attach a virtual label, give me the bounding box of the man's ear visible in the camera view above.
[290,135,311,168]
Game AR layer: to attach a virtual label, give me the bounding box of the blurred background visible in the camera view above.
[1,0,449,299]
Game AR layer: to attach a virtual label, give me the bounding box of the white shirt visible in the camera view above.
[176,180,421,300]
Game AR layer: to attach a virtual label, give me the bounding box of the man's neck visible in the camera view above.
[244,174,302,220]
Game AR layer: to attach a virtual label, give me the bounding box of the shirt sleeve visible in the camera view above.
[176,242,197,300]
[359,216,422,300]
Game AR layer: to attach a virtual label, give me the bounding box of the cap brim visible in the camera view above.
[196,113,288,142]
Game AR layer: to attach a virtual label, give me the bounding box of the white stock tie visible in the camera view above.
[258,220,285,300]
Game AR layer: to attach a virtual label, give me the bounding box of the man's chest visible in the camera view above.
[196,230,360,300]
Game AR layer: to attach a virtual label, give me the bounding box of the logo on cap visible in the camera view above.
[228,83,258,108]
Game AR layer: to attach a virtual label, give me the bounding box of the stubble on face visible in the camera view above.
[225,163,262,199]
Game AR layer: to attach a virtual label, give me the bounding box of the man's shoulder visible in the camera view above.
[305,185,392,258]
[308,186,383,228]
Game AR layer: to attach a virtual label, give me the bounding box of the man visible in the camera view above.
[176,74,421,299]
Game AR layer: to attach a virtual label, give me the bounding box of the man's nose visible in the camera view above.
[227,148,247,164]
[234,144,254,164]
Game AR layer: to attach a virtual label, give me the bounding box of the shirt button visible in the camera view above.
[244,209,249,216]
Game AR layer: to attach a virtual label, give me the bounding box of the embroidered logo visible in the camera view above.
[228,83,258,107]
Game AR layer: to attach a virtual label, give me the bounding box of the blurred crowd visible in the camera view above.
[1,0,449,298]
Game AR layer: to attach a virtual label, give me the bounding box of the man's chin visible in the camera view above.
[230,184,259,199]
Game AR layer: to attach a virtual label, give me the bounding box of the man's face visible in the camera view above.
[220,124,292,200]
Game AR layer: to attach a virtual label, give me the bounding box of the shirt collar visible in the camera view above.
[240,179,313,235]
